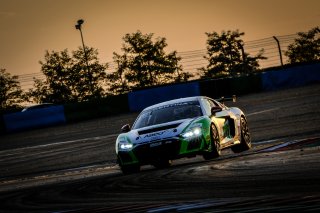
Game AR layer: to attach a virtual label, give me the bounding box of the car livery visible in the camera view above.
[115,96,251,174]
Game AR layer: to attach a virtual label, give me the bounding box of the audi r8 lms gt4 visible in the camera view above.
[115,96,251,174]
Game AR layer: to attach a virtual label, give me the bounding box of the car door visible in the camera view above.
[209,99,235,144]
[201,98,227,141]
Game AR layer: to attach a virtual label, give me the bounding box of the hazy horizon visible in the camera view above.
[1,0,319,77]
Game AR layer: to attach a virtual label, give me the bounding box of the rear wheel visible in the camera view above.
[231,116,251,153]
[203,124,221,160]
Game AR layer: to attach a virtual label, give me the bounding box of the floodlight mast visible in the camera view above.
[75,19,93,96]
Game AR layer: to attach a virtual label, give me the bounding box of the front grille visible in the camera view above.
[133,139,181,164]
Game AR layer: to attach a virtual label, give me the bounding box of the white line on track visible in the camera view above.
[246,108,280,117]
[0,134,118,155]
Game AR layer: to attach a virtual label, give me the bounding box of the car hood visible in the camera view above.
[123,118,196,144]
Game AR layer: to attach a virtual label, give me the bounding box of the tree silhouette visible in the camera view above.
[0,68,24,110]
[285,27,320,64]
[27,47,108,104]
[72,47,108,99]
[106,53,130,95]
[107,31,191,93]
[200,30,266,78]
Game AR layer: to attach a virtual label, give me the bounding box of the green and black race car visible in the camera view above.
[116,96,251,174]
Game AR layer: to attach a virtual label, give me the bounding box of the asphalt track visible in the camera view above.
[0,84,320,212]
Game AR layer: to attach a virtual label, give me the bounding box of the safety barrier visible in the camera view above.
[64,94,129,123]
[199,74,262,99]
[3,105,66,132]
[0,116,5,135]
[128,82,201,111]
[261,63,320,91]
[1,62,319,133]
[127,62,319,111]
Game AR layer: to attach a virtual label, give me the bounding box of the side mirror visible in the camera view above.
[232,95,237,103]
[211,106,222,115]
[121,124,131,133]
[217,95,236,103]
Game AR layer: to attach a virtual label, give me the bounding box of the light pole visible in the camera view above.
[75,19,93,96]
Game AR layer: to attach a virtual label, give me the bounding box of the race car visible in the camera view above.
[115,96,251,174]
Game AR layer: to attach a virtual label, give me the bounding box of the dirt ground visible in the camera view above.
[0,83,320,212]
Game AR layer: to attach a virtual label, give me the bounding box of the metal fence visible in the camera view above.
[178,34,298,78]
[18,33,298,90]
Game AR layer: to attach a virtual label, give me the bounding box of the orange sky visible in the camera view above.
[1,0,319,76]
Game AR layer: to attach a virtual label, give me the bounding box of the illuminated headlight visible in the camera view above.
[119,141,133,151]
[182,127,202,138]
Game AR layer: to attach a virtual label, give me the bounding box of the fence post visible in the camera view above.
[273,36,284,66]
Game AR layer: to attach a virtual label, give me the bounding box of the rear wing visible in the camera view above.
[216,95,237,103]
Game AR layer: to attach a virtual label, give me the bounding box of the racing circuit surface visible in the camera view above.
[1,84,320,212]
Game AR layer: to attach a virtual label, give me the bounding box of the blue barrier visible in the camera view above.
[262,63,320,91]
[128,63,320,112]
[3,105,66,132]
[2,63,319,133]
[128,82,201,111]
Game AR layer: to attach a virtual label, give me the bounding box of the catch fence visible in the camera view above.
[17,34,298,90]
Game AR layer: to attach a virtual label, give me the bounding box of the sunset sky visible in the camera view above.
[1,0,319,76]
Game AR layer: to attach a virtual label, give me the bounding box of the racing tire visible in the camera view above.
[152,159,172,169]
[120,164,140,175]
[203,123,221,160]
[231,116,251,153]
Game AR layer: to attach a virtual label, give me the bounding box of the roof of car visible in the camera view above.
[143,96,207,111]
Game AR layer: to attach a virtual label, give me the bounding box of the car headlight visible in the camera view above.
[118,141,133,151]
[181,127,202,138]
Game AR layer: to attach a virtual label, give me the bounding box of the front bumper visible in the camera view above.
[118,136,204,166]
[134,139,181,164]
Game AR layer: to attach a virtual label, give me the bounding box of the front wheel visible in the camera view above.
[203,124,221,160]
[231,116,251,153]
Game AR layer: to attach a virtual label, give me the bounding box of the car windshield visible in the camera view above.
[133,101,202,129]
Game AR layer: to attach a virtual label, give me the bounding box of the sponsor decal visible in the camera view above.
[155,101,199,111]
[144,130,166,138]
[150,142,162,147]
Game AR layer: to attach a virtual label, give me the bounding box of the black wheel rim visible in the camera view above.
[241,118,251,146]
[211,125,220,152]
